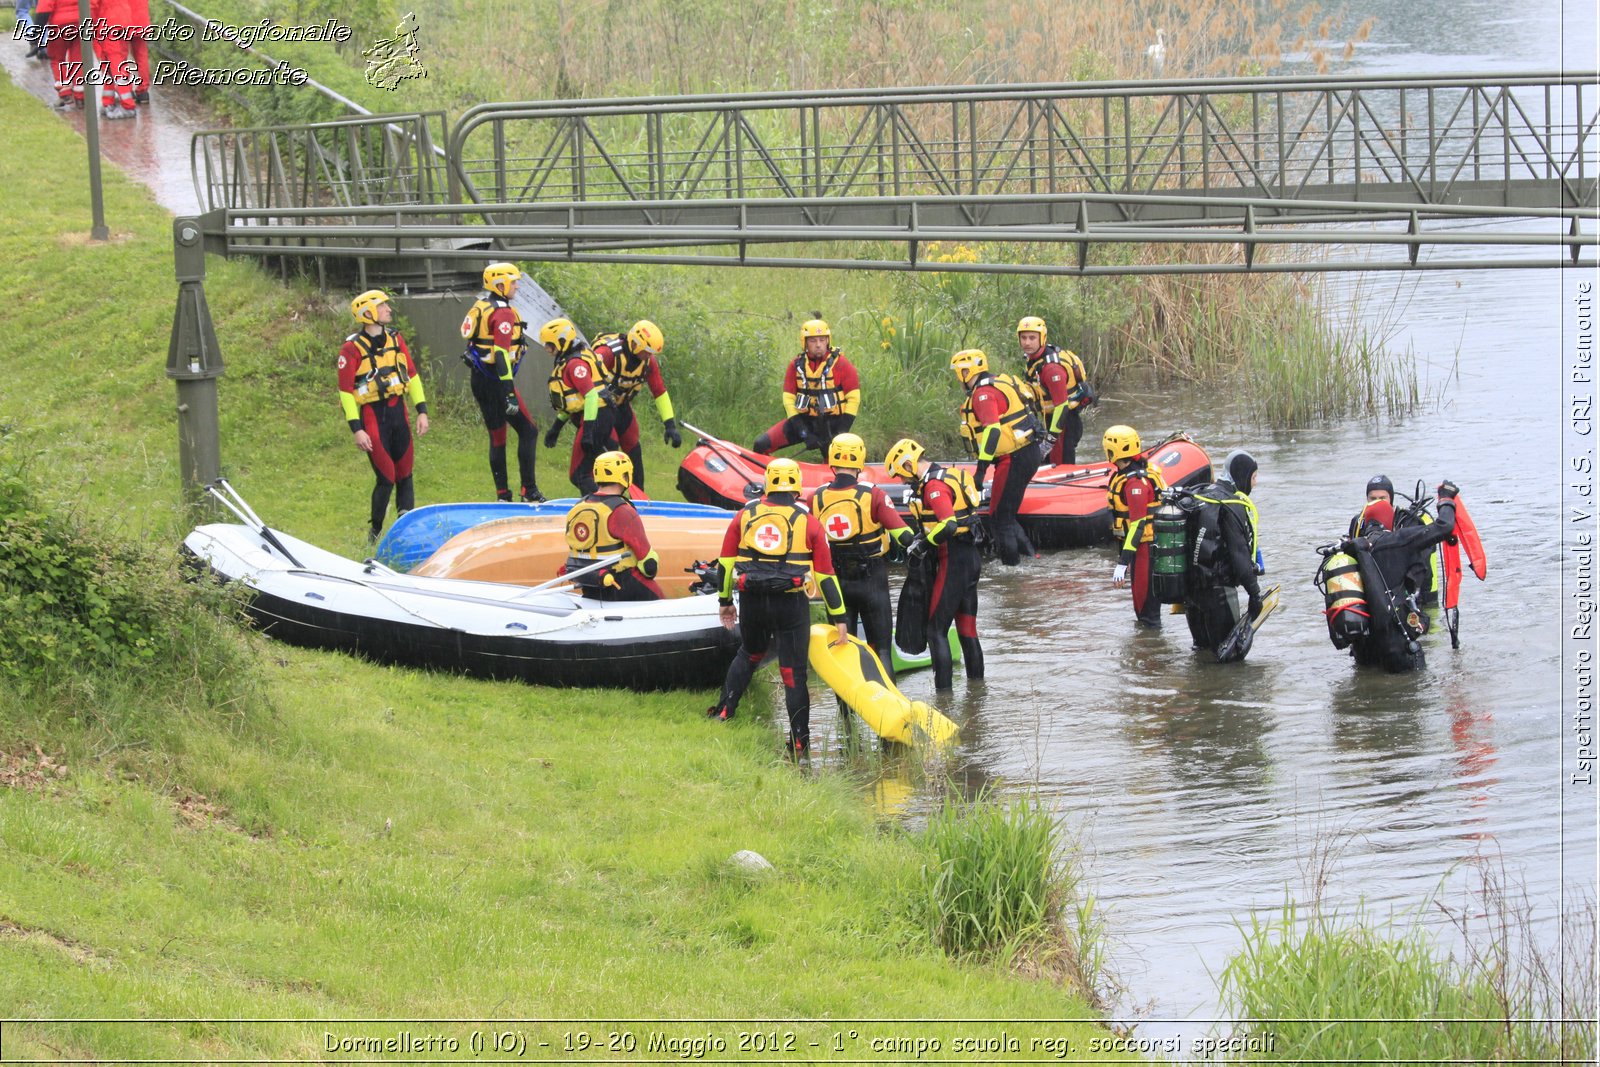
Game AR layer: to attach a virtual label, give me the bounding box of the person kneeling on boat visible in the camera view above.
[753,318,861,457]
[806,432,912,679]
[1181,450,1265,657]
[708,458,849,757]
[1106,424,1166,628]
[886,437,985,692]
[339,289,429,543]
[559,451,664,601]
[1340,482,1461,673]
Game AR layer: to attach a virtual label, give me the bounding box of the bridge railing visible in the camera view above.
[192,111,455,214]
[445,73,1596,214]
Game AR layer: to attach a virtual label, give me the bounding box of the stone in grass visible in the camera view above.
[729,849,775,876]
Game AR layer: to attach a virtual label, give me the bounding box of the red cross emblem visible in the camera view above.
[752,522,783,552]
[572,520,591,543]
[826,513,853,540]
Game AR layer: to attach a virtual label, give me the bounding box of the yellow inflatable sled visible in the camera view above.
[807,625,960,749]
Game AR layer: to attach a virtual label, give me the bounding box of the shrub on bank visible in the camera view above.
[0,440,268,742]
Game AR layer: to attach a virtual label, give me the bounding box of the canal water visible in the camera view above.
[805,2,1600,1041]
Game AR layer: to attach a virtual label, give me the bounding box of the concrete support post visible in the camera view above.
[166,218,224,511]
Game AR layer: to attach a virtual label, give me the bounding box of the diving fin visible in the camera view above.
[1215,584,1280,663]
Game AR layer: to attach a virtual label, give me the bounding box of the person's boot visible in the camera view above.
[495,489,514,502]
[520,486,547,503]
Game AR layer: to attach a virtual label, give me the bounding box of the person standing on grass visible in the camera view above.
[460,262,546,503]
[338,290,428,543]
[581,321,682,494]
[708,458,848,759]
[752,318,861,458]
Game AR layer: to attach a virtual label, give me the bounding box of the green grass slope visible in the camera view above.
[0,77,1125,1061]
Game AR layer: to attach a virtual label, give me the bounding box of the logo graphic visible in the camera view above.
[363,12,426,90]
[571,520,592,543]
[825,513,853,540]
[752,523,783,553]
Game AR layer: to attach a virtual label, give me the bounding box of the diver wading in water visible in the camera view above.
[1168,450,1268,661]
[1317,481,1464,673]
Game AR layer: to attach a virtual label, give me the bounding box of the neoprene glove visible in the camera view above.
[906,537,931,563]
[580,420,602,451]
[836,413,855,434]
[504,393,521,418]
[663,418,682,449]
[1437,480,1460,500]
[1111,563,1128,584]
[543,420,564,449]
[1247,594,1264,619]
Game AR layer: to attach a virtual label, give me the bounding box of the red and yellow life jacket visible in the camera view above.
[734,500,814,593]
[459,295,526,375]
[911,465,982,541]
[1024,344,1089,416]
[594,332,650,407]
[564,494,639,574]
[792,349,846,416]
[344,328,411,405]
[548,345,603,417]
[958,373,1041,458]
[1109,459,1168,545]
[814,483,888,559]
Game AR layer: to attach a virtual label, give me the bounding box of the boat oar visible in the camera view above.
[206,480,305,568]
[509,554,626,599]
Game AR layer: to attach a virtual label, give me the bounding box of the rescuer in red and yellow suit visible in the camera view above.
[558,451,664,602]
[539,317,614,495]
[579,321,682,493]
[804,432,911,678]
[952,348,1042,567]
[1106,424,1167,628]
[752,319,861,457]
[338,290,429,542]
[460,262,545,502]
[885,438,985,692]
[1017,315,1094,465]
[707,458,848,757]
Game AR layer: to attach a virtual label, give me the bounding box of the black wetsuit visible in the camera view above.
[1182,478,1262,656]
[1347,501,1458,672]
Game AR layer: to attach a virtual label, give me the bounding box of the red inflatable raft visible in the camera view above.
[676,427,1214,549]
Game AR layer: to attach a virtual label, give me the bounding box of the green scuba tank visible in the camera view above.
[1318,549,1369,649]
[1150,500,1189,604]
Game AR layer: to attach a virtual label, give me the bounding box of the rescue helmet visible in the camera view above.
[593,450,634,488]
[539,317,578,355]
[1103,424,1142,463]
[351,289,391,324]
[627,319,665,356]
[827,432,866,471]
[1365,473,1395,501]
[884,438,926,481]
[800,319,831,344]
[1016,315,1048,344]
[764,457,802,494]
[482,262,522,297]
[949,348,989,386]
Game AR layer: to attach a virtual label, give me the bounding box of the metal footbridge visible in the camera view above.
[186,72,1597,281]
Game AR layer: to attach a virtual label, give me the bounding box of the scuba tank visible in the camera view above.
[1315,547,1369,649]
[1150,499,1190,604]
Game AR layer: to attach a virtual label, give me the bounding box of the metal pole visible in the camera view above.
[77,0,109,241]
[166,217,225,511]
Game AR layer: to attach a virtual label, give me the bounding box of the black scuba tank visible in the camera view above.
[1318,549,1369,649]
[1150,500,1189,604]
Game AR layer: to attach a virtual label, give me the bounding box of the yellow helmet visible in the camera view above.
[539,317,578,355]
[765,457,802,494]
[593,450,634,488]
[827,432,866,470]
[800,319,831,343]
[884,438,925,480]
[627,319,665,356]
[1016,315,1048,343]
[350,289,390,324]
[482,262,522,298]
[1103,425,1142,462]
[949,348,989,385]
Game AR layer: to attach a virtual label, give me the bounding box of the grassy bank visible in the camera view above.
[0,76,1132,1060]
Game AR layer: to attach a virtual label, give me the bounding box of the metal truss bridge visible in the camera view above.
[187,72,1597,282]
